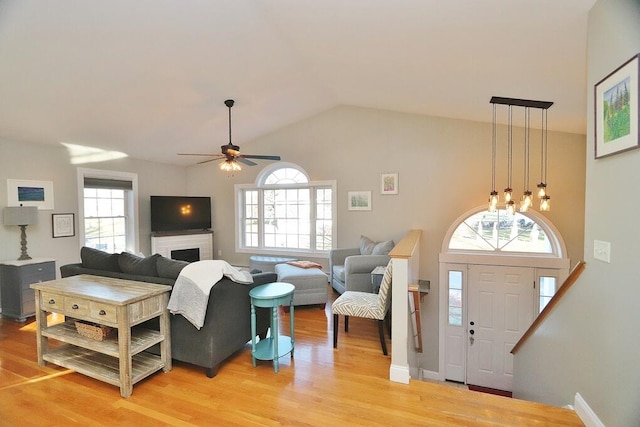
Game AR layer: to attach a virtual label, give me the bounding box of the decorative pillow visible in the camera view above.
[156,255,189,280]
[359,235,377,255]
[286,260,323,269]
[118,252,160,277]
[372,239,395,255]
[360,235,394,256]
[80,246,121,272]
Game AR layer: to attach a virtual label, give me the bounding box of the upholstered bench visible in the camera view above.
[249,255,298,273]
[274,263,328,308]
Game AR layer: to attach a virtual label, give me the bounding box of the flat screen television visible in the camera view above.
[150,196,212,232]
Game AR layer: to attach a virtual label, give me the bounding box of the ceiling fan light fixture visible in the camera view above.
[219,159,241,172]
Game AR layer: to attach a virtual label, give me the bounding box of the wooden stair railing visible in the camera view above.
[511,261,586,354]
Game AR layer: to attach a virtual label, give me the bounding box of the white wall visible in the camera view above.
[513,1,640,425]
[0,139,188,272]
[187,104,586,373]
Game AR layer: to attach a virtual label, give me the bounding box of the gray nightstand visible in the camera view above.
[0,258,55,322]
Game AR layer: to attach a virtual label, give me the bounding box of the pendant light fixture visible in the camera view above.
[488,96,553,214]
[520,107,533,212]
[488,103,499,212]
[537,108,551,211]
[504,105,515,215]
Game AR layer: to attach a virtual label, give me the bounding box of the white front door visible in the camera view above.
[466,265,534,391]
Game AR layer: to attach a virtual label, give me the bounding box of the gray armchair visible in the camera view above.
[329,236,394,294]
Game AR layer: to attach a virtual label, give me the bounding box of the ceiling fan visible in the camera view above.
[178,99,281,171]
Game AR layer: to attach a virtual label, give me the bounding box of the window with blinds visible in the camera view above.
[78,169,138,254]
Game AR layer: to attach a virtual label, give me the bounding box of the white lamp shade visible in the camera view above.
[3,206,38,226]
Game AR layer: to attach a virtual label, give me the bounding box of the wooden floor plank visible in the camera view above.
[0,285,583,426]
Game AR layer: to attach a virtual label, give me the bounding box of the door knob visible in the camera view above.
[469,329,475,335]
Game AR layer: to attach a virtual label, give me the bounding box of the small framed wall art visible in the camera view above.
[7,179,55,210]
[594,53,639,159]
[52,213,75,238]
[380,172,399,195]
[348,191,372,211]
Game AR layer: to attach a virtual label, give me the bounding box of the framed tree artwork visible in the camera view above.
[594,54,639,159]
[348,191,372,211]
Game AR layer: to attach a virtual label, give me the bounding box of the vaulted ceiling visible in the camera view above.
[0,0,596,165]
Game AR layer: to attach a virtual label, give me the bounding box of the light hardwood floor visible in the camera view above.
[0,286,583,426]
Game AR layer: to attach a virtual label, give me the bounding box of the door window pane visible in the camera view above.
[539,276,557,312]
[449,270,463,326]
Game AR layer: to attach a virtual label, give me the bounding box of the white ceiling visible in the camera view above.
[0,0,596,166]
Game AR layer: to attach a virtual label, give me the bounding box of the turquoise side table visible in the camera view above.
[250,282,295,373]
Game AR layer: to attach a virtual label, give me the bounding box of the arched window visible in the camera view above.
[235,163,336,255]
[447,208,564,256]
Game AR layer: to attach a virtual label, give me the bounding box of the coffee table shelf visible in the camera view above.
[42,345,164,387]
[42,321,165,358]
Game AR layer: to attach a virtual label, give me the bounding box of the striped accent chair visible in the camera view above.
[332,259,392,355]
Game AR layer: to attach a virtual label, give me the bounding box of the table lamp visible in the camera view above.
[3,206,38,260]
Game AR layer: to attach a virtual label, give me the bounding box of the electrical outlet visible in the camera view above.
[593,240,611,263]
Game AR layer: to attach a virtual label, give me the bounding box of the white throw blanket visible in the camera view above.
[167,260,253,329]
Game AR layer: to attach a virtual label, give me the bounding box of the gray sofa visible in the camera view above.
[60,247,273,378]
[329,236,394,294]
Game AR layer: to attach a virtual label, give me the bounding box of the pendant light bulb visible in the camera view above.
[504,187,513,203]
[537,182,547,198]
[520,190,532,212]
[488,191,499,212]
[540,195,551,211]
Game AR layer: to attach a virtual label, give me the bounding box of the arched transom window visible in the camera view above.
[448,209,556,254]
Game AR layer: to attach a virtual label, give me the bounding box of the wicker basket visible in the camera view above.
[75,321,115,341]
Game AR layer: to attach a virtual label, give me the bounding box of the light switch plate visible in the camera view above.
[594,240,611,263]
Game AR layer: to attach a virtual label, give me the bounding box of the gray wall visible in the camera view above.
[0,139,188,272]
[513,1,640,425]
[187,104,586,374]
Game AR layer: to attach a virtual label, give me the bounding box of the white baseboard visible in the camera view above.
[420,369,442,381]
[575,393,605,427]
[389,364,410,384]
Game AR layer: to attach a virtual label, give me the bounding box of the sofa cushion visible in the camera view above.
[118,252,160,277]
[156,256,189,280]
[81,246,121,272]
[333,265,346,282]
[359,235,394,256]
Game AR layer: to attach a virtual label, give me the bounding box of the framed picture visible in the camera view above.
[52,213,75,238]
[594,54,640,159]
[7,179,55,210]
[380,172,399,195]
[348,191,372,211]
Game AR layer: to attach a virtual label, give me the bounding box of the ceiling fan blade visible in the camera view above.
[236,157,257,166]
[241,154,281,161]
[197,157,224,165]
[178,153,219,156]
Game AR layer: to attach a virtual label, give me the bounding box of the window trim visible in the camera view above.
[234,163,336,257]
[76,168,139,254]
